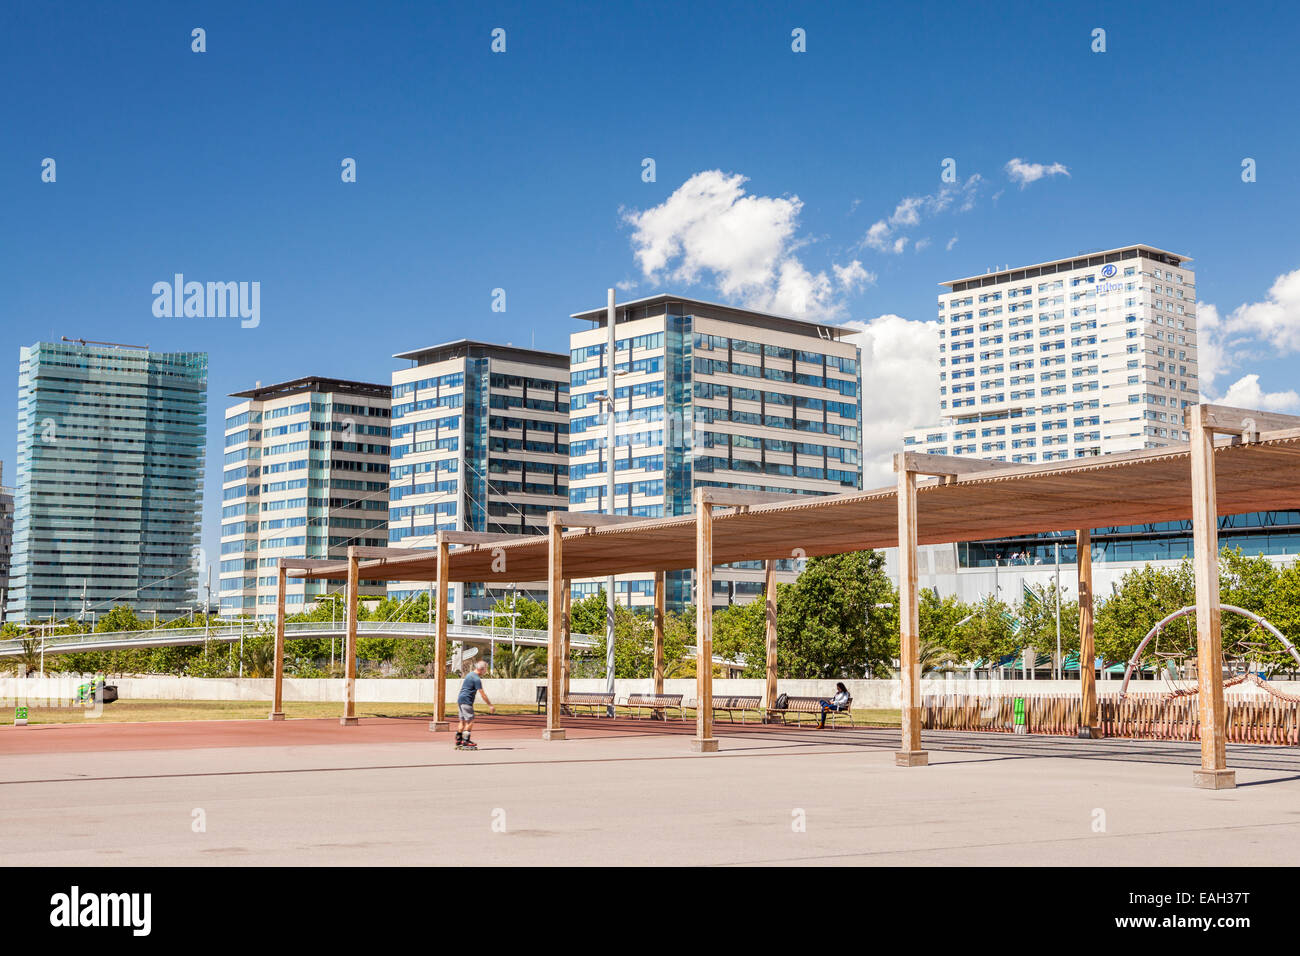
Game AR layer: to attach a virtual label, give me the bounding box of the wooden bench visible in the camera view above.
[622,693,685,720]
[560,692,615,717]
[713,695,764,723]
[769,696,854,728]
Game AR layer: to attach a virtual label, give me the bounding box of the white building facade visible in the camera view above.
[220,378,392,619]
[904,245,1198,461]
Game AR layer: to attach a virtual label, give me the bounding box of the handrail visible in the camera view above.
[0,620,600,656]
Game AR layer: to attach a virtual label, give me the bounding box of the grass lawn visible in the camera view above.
[11,699,902,727]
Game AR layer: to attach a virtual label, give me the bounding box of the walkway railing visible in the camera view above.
[0,621,599,658]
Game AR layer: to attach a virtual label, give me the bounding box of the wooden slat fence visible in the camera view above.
[921,692,1300,745]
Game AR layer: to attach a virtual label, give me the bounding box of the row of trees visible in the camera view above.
[7,547,1299,680]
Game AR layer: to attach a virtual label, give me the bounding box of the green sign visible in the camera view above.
[1013,697,1026,726]
[15,706,28,722]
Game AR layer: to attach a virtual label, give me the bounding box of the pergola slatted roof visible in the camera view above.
[290,425,1300,585]
[275,404,1300,784]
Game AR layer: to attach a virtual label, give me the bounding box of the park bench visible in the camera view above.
[622,693,686,720]
[768,695,854,728]
[560,692,615,717]
[712,695,764,723]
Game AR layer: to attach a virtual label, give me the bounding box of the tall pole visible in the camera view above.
[1054,541,1061,680]
[270,563,286,720]
[692,488,717,752]
[894,454,927,767]
[604,287,617,716]
[1077,529,1098,738]
[1188,405,1233,788]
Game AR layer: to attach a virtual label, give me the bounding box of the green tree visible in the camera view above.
[488,594,548,631]
[775,550,898,679]
[1094,560,1196,665]
[945,593,1018,665]
[1014,582,1080,664]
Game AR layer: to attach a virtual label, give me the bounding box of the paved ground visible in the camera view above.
[3,714,1298,866]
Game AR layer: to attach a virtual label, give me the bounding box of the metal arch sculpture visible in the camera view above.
[1118,604,1300,699]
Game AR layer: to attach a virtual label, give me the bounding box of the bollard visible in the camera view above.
[1013,697,1027,735]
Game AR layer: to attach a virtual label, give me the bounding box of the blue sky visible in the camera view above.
[3,0,1300,572]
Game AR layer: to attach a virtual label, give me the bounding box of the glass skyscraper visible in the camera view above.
[7,340,208,622]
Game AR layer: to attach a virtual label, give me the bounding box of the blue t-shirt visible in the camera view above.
[458,672,483,705]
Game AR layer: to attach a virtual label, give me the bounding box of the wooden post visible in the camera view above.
[430,536,450,732]
[561,577,572,697]
[340,548,359,726]
[544,517,566,740]
[894,455,928,766]
[653,570,665,695]
[1189,405,1234,789]
[270,564,287,720]
[1077,529,1100,737]
[692,490,717,752]
[763,560,778,716]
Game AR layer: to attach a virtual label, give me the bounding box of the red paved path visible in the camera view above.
[0,713,804,756]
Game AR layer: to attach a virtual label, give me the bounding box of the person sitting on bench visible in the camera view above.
[818,683,851,728]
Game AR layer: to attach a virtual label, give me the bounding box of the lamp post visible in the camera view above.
[600,288,618,715]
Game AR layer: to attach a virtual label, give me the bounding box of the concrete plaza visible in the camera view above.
[2,716,1298,866]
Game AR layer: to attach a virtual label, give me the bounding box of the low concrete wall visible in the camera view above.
[6,675,1277,709]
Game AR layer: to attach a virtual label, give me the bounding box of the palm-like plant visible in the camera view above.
[490,645,546,679]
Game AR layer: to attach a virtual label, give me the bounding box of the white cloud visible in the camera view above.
[861,176,982,255]
[623,170,868,319]
[1199,267,1300,393]
[833,259,875,291]
[1004,157,1070,188]
[945,235,958,251]
[1218,374,1300,413]
[839,314,940,489]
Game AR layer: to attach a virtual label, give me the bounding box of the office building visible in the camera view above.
[0,464,13,623]
[568,294,863,610]
[8,340,207,622]
[387,341,570,616]
[220,377,391,619]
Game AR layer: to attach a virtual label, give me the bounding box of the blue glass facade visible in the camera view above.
[958,511,1300,568]
[8,342,208,621]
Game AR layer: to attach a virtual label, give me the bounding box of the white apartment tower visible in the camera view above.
[220,377,392,619]
[904,245,1198,461]
[568,294,863,611]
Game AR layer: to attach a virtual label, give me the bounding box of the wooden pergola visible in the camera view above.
[281,403,1300,789]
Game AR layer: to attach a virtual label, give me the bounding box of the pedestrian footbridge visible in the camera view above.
[0,621,600,658]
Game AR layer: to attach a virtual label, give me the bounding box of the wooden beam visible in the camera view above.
[1188,405,1234,789]
[1077,529,1099,737]
[653,570,665,696]
[430,539,450,732]
[340,548,359,726]
[692,489,718,752]
[1186,403,1300,441]
[764,560,778,713]
[544,520,565,740]
[277,557,348,570]
[896,450,1029,477]
[270,565,287,720]
[895,459,928,766]
[548,511,648,529]
[561,578,572,697]
[696,488,804,509]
